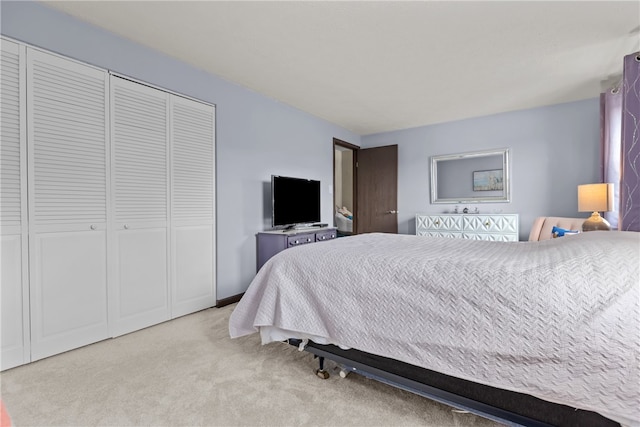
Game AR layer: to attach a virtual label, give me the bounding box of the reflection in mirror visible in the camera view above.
[430,148,510,204]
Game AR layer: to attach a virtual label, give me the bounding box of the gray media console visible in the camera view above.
[256,228,338,272]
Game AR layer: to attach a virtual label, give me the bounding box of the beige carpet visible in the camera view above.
[0,304,501,427]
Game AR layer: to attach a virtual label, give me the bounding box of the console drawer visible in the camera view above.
[287,233,315,247]
[316,229,337,242]
[256,228,339,272]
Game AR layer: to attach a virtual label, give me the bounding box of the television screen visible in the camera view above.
[272,175,321,227]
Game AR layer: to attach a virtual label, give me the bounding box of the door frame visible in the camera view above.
[333,138,359,234]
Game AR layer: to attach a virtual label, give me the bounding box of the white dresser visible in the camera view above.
[416,214,519,241]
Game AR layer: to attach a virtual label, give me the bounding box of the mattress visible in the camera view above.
[229,232,640,426]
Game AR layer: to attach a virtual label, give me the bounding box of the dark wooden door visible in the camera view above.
[356,145,398,234]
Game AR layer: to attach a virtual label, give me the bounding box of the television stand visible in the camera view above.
[256,227,338,272]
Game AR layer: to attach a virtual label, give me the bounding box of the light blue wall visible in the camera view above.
[362,99,600,240]
[1,2,601,292]
[1,1,360,299]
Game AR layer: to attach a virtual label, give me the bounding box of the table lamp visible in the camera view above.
[578,183,614,231]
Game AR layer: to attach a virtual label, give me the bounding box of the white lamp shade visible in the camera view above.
[578,183,614,212]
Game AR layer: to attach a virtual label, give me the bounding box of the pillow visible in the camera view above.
[552,226,580,238]
[337,206,353,218]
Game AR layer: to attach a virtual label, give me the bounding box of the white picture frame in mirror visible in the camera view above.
[430,148,510,204]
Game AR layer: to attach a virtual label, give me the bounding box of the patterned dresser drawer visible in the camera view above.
[416,214,519,241]
[416,215,463,231]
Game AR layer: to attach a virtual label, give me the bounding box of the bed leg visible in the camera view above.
[315,356,330,379]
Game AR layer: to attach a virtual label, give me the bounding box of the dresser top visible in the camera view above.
[416,213,518,216]
[259,227,336,236]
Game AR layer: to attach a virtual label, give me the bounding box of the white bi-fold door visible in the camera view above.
[0,39,29,370]
[170,96,216,317]
[109,76,216,332]
[0,38,216,368]
[27,48,110,361]
[109,76,170,337]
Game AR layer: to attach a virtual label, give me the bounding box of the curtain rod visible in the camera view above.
[609,75,623,94]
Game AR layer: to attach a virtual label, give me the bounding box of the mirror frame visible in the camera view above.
[430,148,511,204]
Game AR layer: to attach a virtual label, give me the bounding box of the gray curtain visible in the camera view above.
[620,52,640,231]
[600,90,622,229]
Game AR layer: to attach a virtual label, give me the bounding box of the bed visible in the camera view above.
[229,232,640,426]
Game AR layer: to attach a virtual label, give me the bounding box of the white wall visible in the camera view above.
[342,150,353,212]
[334,150,343,209]
[361,99,600,240]
[1,2,360,299]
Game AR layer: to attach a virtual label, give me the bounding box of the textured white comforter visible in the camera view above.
[229,232,640,426]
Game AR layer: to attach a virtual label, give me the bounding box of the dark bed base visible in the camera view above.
[288,339,619,427]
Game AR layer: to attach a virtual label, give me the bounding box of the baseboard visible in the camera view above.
[216,293,244,308]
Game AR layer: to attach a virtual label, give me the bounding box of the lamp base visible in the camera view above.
[582,211,611,232]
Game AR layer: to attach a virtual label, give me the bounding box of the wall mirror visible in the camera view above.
[430,148,510,204]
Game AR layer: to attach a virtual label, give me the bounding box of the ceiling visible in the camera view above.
[44,1,640,135]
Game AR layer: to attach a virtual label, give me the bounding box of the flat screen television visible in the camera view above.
[272,175,321,228]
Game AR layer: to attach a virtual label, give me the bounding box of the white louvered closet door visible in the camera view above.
[170,96,216,317]
[109,76,170,337]
[1,39,29,370]
[27,48,109,361]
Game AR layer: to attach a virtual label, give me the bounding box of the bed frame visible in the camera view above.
[288,339,619,427]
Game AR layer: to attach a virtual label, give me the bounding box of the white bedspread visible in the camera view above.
[229,232,640,426]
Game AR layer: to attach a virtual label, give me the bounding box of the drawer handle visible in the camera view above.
[124,224,129,230]
[90,224,97,230]
[434,220,440,225]
[485,222,490,226]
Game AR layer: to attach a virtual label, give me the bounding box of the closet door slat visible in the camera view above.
[112,77,168,223]
[28,49,108,226]
[171,98,215,222]
[1,41,23,227]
